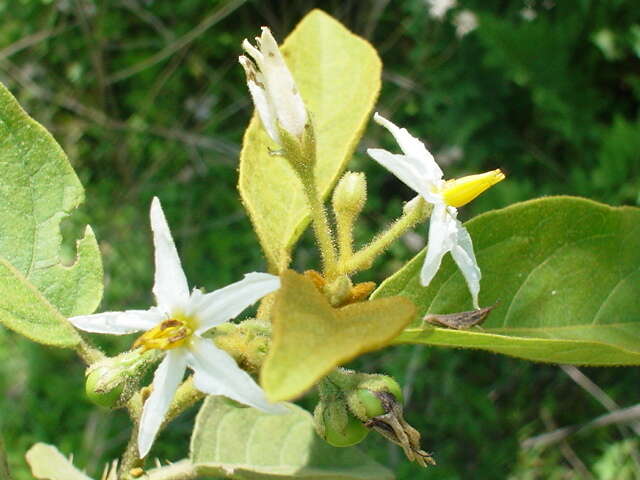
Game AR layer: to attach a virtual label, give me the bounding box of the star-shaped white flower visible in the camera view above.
[367,113,505,309]
[239,27,307,144]
[70,197,286,457]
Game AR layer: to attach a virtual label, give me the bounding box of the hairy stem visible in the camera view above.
[76,335,106,366]
[118,422,142,479]
[302,180,338,279]
[340,198,431,275]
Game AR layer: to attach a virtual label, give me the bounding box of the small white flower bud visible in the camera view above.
[240,27,308,143]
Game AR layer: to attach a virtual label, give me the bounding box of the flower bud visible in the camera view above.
[240,27,308,144]
[323,275,353,307]
[332,172,367,218]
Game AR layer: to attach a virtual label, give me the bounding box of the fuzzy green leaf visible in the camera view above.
[373,197,640,365]
[239,10,381,272]
[0,82,102,347]
[191,397,394,480]
[262,271,414,402]
[25,444,92,480]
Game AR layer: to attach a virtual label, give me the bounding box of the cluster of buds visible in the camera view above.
[314,369,435,467]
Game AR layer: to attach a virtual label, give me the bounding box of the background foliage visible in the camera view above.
[1,0,639,478]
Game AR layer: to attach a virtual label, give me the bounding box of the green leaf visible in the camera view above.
[0,82,102,347]
[25,444,93,480]
[262,271,414,402]
[239,10,381,272]
[372,197,640,365]
[190,396,394,480]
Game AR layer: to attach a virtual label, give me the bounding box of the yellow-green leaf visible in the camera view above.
[238,10,381,272]
[262,271,414,402]
[373,197,640,365]
[0,82,102,347]
[25,444,92,480]
[191,397,393,480]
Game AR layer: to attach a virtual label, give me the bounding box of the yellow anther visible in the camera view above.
[440,169,505,208]
[133,318,193,352]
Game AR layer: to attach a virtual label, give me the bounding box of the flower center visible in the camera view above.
[439,169,505,208]
[133,314,196,352]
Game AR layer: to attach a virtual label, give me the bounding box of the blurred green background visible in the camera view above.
[1,0,640,478]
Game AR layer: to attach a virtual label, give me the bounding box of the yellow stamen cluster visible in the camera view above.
[440,169,505,208]
[133,317,193,352]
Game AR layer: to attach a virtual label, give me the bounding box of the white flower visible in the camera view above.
[69,197,286,457]
[239,27,307,144]
[367,113,505,309]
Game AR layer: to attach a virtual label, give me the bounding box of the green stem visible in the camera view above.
[302,180,338,279]
[162,377,204,426]
[335,214,355,264]
[339,198,431,275]
[76,335,106,366]
[118,422,142,479]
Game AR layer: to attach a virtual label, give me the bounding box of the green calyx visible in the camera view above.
[84,348,161,408]
[85,366,125,408]
[210,318,271,376]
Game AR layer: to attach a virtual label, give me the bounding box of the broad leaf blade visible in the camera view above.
[191,397,394,480]
[239,10,381,272]
[0,259,80,347]
[373,197,640,365]
[25,444,93,480]
[262,271,414,402]
[0,82,102,346]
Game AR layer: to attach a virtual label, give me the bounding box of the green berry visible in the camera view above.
[356,389,386,418]
[85,367,123,408]
[324,413,369,447]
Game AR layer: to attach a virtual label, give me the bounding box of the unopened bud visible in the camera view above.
[323,275,353,307]
[332,172,367,217]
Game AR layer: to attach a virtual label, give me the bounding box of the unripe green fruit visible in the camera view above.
[324,412,369,447]
[85,367,123,408]
[354,376,404,419]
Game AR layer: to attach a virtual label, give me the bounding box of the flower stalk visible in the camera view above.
[339,197,431,275]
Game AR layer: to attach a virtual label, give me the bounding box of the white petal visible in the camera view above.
[420,203,455,287]
[188,337,287,414]
[450,219,481,309]
[192,272,280,334]
[150,197,190,312]
[69,309,162,335]
[258,28,307,137]
[373,112,443,180]
[247,78,280,144]
[367,149,433,197]
[137,350,188,457]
